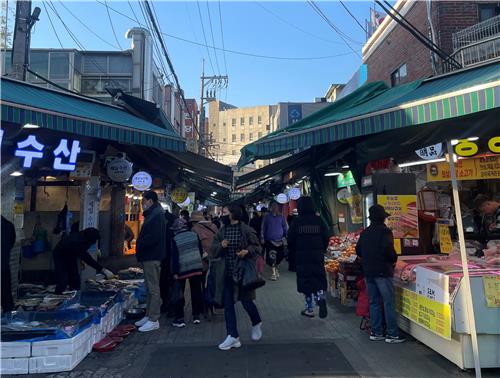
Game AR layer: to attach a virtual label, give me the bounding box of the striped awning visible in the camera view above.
[239,61,500,167]
[1,78,186,152]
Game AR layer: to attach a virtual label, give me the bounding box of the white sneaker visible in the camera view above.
[218,335,241,350]
[138,320,160,332]
[251,322,262,341]
[134,316,149,327]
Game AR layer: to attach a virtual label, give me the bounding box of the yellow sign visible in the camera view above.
[171,187,188,204]
[454,136,500,157]
[438,224,453,254]
[427,155,500,182]
[483,275,500,308]
[394,239,402,255]
[377,195,418,239]
[396,286,451,339]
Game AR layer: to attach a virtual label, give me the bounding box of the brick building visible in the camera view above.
[363,0,500,86]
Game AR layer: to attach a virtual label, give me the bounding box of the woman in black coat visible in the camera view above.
[287,197,329,318]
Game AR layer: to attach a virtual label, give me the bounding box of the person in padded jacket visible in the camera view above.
[134,190,166,333]
[287,197,329,319]
[356,204,405,344]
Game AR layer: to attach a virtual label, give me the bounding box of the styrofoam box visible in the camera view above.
[31,326,92,357]
[0,357,30,375]
[0,341,31,358]
[29,341,89,374]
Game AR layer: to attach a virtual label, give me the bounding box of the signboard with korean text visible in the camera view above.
[171,187,188,204]
[415,266,450,305]
[438,224,453,254]
[483,275,500,308]
[415,143,443,160]
[132,172,152,191]
[377,195,419,239]
[427,155,500,182]
[395,286,451,340]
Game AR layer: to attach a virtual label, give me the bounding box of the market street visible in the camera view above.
[17,269,499,378]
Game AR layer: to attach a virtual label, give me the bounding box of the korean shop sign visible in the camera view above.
[453,136,500,157]
[427,155,500,182]
[336,170,356,188]
[3,131,82,172]
[132,171,152,191]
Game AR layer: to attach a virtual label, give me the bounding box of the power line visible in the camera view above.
[205,1,221,75]
[103,0,123,50]
[42,1,63,49]
[217,0,228,75]
[196,1,216,74]
[57,0,120,50]
[94,1,356,61]
[254,1,353,46]
[338,0,367,34]
[307,1,361,58]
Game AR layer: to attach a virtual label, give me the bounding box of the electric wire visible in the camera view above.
[217,0,228,75]
[57,0,120,49]
[205,0,221,76]
[338,0,367,34]
[196,1,216,74]
[103,0,123,50]
[95,1,355,61]
[307,1,361,58]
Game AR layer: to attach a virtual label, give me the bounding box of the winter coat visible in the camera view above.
[192,221,218,271]
[52,232,103,272]
[171,230,203,279]
[356,224,397,277]
[209,222,262,305]
[136,203,166,262]
[287,214,328,294]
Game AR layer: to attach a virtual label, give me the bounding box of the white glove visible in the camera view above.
[102,268,114,280]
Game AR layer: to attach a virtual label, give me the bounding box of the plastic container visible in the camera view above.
[0,357,30,375]
[31,326,92,357]
[0,341,31,358]
[28,342,89,374]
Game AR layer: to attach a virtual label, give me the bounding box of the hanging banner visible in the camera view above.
[336,171,356,188]
[483,275,500,308]
[395,286,451,340]
[415,143,443,160]
[438,224,453,254]
[377,195,419,239]
[427,155,500,182]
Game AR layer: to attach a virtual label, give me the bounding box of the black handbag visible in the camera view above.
[234,258,266,291]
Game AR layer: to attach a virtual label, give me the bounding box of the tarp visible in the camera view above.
[1,77,186,152]
[239,61,500,167]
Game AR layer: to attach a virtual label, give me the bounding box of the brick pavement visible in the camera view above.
[26,269,499,378]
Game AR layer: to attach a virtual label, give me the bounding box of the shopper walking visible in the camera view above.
[287,197,328,318]
[211,204,263,351]
[249,207,266,236]
[53,227,114,294]
[1,216,16,313]
[135,190,166,332]
[170,218,205,327]
[261,201,288,280]
[356,204,406,344]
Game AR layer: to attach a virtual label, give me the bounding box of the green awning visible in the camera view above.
[239,61,500,167]
[1,78,186,152]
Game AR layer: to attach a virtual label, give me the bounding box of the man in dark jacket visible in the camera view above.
[1,216,16,313]
[53,228,114,294]
[287,198,328,318]
[135,190,166,332]
[356,204,405,344]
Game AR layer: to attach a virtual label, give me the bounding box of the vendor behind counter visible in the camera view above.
[474,194,500,242]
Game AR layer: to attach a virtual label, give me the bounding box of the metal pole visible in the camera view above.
[11,0,31,80]
[446,141,482,378]
[198,59,205,155]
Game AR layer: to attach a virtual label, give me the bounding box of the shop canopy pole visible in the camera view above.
[446,140,481,377]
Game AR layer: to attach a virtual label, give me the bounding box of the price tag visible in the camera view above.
[483,275,500,308]
[438,224,453,254]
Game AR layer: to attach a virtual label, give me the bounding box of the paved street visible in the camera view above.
[23,269,499,378]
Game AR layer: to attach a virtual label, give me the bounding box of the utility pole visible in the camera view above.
[198,59,228,156]
[11,0,40,81]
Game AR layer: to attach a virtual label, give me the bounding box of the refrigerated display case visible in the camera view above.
[393,255,500,369]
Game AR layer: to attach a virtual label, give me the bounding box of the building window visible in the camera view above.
[249,116,254,125]
[390,63,407,87]
[27,51,49,82]
[249,133,253,141]
[479,3,500,21]
[240,133,245,142]
[258,132,263,139]
[232,134,236,142]
[266,124,271,131]
[258,115,262,124]
[240,117,245,126]
[232,118,236,127]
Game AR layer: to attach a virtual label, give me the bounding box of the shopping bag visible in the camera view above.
[237,258,266,291]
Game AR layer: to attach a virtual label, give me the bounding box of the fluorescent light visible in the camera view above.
[467,136,479,141]
[342,165,349,169]
[324,172,341,177]
[10,171,23,177]
[23,123,40,129]
[451,139,459,146]
[398,158,445,168]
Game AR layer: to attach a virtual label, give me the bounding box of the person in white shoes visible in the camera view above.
[135,191,166,333]
[210,205,264,351]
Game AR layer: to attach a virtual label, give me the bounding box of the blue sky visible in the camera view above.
[29,1,373,107]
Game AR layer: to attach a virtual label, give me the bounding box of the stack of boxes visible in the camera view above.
[338,261,362,307]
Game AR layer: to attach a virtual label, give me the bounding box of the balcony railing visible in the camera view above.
[453,14,500,51]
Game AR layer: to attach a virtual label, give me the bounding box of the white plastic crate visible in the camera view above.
[29,341,89,374]
[0,357,30,375]
[31,326,92,357]
[0,341,31,358]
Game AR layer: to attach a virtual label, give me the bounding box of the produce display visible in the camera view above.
[326,232,361,271]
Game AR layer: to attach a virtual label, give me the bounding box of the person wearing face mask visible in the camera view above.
[134,190,167,332]
[220,206,231,227]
